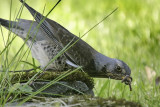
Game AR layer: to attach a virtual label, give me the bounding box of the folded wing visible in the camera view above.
[20,0,98,71]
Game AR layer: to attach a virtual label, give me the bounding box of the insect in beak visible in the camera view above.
[122,75,132,91]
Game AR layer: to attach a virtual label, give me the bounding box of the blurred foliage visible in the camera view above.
[0,0,160,106]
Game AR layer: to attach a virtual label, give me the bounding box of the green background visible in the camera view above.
[0,0,160,106]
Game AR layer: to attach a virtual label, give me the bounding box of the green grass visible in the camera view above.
[0,0,160,106]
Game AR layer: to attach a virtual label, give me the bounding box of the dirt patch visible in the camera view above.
[8,95,141,107]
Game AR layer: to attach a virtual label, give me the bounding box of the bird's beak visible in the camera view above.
[87,71,133,91]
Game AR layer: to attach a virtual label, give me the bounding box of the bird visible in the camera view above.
[0,0,132,90]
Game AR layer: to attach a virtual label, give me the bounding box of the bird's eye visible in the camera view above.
[116,66,122,72]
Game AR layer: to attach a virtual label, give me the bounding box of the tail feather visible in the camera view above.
[0,18,34,39]
[0,18,10,27]
[0,18,19,29]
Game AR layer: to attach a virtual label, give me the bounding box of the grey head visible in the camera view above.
[93,53,131,78]
[91,53,132,87]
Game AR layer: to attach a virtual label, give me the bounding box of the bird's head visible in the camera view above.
[92,54,132,91]
[101,58,132,90]
[101,59,130,78]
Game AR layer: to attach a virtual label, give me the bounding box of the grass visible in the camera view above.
[0,0,160,106]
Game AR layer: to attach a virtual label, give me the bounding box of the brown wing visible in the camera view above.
[55,25,96,67]
[46,18,97,69]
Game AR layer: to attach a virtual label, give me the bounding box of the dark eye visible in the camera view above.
[116,66,122,72]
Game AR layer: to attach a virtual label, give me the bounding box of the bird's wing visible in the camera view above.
[21,0,97,69]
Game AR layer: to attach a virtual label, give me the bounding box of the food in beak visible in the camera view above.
[122,75,132,91]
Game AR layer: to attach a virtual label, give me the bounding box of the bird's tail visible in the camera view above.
[0,18,18,29]
[0,18,27,39]
[0,18,41,40]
